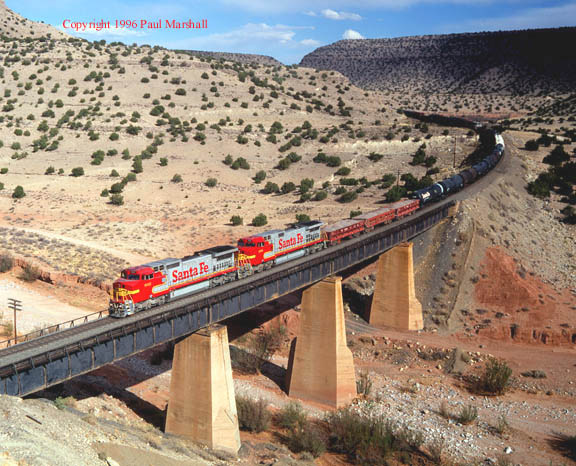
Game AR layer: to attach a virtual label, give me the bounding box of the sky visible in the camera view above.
[8,0,576,64]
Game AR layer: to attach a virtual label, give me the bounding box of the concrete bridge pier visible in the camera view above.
[367,242,423,330]
[286,276,357,407]
[165,324,240,454]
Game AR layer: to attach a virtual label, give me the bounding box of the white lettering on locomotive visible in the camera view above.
[172,261,209,282]
[278,233,303,250]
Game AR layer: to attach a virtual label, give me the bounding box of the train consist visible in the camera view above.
[414,134,504,204]
[109,133,505,318]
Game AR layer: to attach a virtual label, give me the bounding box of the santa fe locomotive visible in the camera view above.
[109,132,505,317]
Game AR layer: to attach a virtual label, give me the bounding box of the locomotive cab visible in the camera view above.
[110,265,156,317]
[237,235,273,266]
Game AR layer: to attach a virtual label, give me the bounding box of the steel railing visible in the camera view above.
[0,310,108,348]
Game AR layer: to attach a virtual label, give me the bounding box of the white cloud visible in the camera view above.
[300,38,322,46]
[166,23,315,52]
[321,9,362,20]
[342,29,365,39]
[446,1,576,31]
[303,11,317,16]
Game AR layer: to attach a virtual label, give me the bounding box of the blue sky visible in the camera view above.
[8,0,576,64]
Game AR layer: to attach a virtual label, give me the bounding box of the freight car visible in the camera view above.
[414,131,504,204]
[109,132,504,317]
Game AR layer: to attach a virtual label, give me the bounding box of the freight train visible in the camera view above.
[109,132,505,317]
[414,133,504,204]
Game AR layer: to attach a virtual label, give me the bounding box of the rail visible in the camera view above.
[0,310,108,348]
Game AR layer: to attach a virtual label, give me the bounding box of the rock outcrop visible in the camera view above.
[300,28,576,95]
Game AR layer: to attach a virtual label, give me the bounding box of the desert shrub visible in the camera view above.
[236,397,270,433]
[253,170,266,183]
[277,158,291,170]
[252,213,267,227]
[110,194,124,206]
[356,371,373,397]
[340,177,358,186]
[230,215,243,226]
[263,182,279,194]
[336,167,351,176]
[235,325,285,373]
[350,210,362,218]
[12,186,25,199]
[326,155,341,167]
[456,405,478,425]
[71,167,84,177]
[524,140,539,151]
[494,415,510,435]
[0,168,8,174]
[159,157,168,166]
[0,254,14,273]
[231,157,250,170]
[314,191,328,201]
[286,424,326,458]
[54,396,76,410]
[527,175,551,198]
[281,182,296,194]
[543,146,569,166]
[20,264,40,282]
[385,185,406,202]
[296,213,311,223]
[300,178,314,193]
[278,402,307,430]
[478,358,512,395]
[381,173,396,189]
[45,166,55,175]
[338,191,357,203]
[327,408,396,462]
[171,174,183,183]
[205,177,217,187]
[110,182,124,194]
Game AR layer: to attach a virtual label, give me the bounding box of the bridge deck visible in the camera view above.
[0,200,452,396]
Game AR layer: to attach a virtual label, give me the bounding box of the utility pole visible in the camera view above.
[453,136,457,169]
[7,298,22,344]
[397,168,400,187]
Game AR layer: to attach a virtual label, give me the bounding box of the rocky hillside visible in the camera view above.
[0,0,68,39]
[300,28,576,96]
[178,49,283,66]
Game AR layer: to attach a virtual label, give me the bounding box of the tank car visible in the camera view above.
[439,174,464,194]
[414,183,444,204]
[472,160,489,176]
[459,168,478,185]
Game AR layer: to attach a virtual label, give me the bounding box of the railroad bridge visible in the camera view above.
[0,118,510,453]
[0,200,454,398]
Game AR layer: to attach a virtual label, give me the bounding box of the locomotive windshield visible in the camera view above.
[239,240,256,247]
